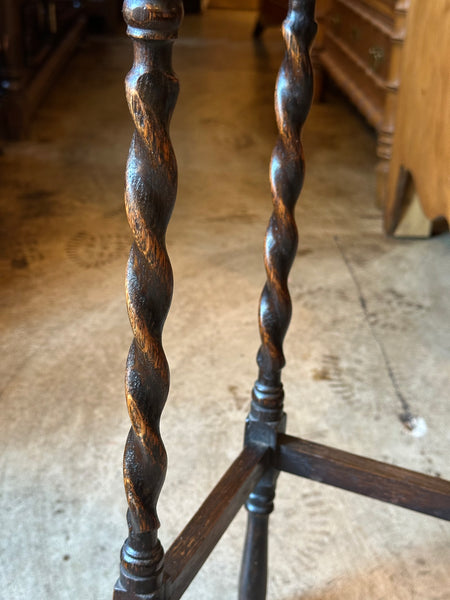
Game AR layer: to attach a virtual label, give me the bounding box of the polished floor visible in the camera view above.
[1,9,449,600]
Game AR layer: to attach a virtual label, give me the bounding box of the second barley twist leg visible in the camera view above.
[113,2,183,599]
[239,2,317,599]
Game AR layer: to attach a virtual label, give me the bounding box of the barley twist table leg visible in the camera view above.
[239,2,317,599]
[113,2,183,599]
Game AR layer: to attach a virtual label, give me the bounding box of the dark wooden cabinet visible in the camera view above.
[0,0,86,139]
[85,0,121,31]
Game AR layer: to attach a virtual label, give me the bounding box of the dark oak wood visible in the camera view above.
[238,511,270,600]
[239,2,317,599]
[113,2,183,599]
[249,0,317,424]
[112,1,449,598]
[163,445,270,600]
[275,433,450,520]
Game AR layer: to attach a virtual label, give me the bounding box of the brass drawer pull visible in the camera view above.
[368,46,385,71]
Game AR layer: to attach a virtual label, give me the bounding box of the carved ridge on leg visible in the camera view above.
[251,0,317,424]
[240,2,317,599]
[114,2,183,599]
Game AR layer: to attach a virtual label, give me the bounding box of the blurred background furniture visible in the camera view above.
[253,1,411,210]
[384,0,450,237]
[85,0,121,32]
[0,0,86,139]
[318,0,410,208]
[253,0,287,35]
[253,0,331,103]
[255,0,449,236]
[0,0,122,139]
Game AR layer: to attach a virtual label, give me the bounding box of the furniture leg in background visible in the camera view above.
[252,0,330,103]
[0,1,86,139]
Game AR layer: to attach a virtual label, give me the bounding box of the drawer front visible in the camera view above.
[321,35,386,129]
[326,0,392,80]
[361,0,397,18]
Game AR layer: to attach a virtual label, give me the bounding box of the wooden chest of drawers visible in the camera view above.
[0,1,86,139]
[318,0,410,205]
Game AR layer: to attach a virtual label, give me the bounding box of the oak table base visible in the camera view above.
[112,1,450,599]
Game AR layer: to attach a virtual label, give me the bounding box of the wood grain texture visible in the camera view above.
[250,0,317,424]
[238,510,270,600]
[384,0,450,234]
[240,3,317,599]
[275,434,450,520]
[114,2,183,598]
[163,445,270,600]
[319,0,410,206]
[251,0,331,104]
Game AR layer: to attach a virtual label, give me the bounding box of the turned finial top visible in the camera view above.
[123,0,183,40]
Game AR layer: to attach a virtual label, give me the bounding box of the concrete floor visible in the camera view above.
[1,9,449,600]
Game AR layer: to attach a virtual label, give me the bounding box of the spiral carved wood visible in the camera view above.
[114,2,183,598]
[251,0,317,424]
[240,4,317,599]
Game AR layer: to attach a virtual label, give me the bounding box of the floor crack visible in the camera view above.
[333,235,418,431]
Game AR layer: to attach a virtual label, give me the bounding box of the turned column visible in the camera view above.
[113,1,183,599]
[375,0,410,207]
[239,2,317,599]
